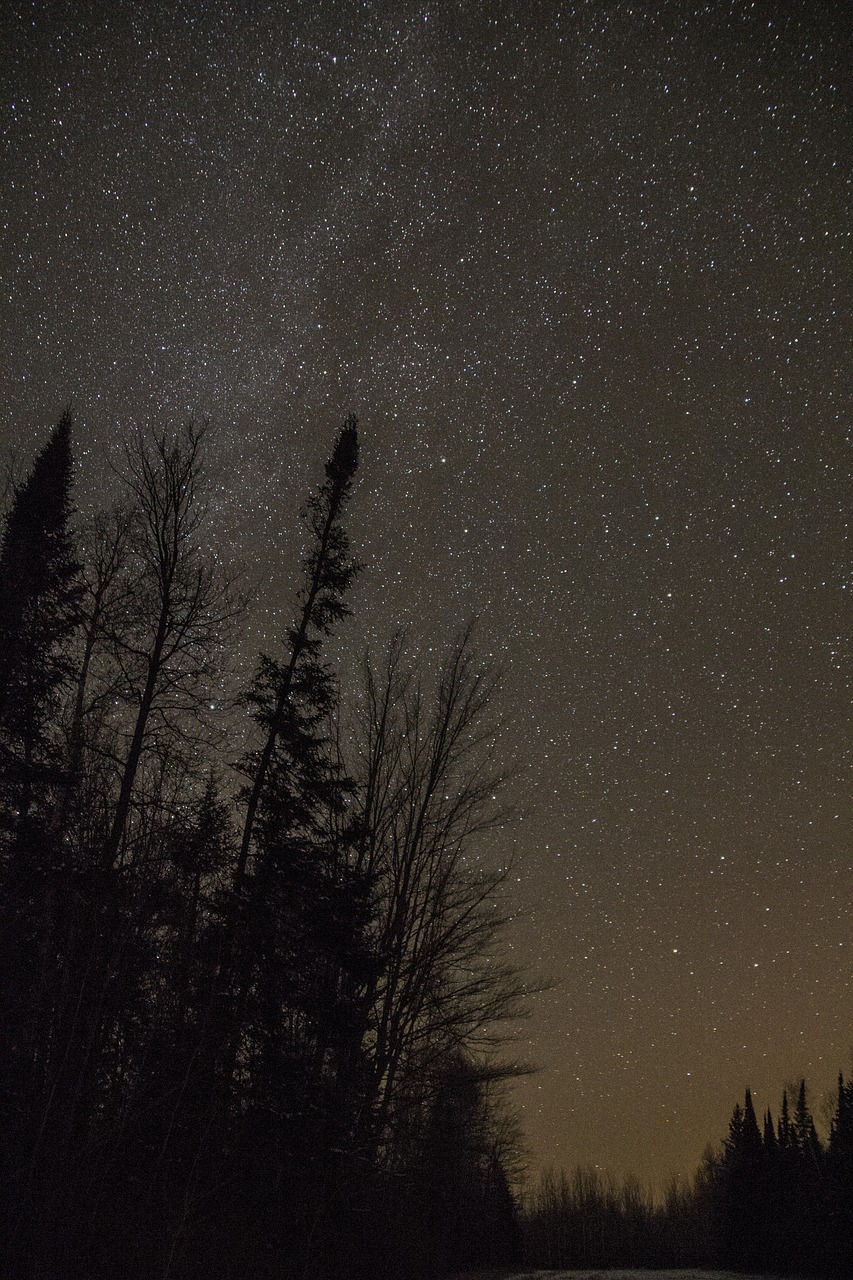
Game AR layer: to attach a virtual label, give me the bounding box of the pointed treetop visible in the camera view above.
[8,408,75,528]
[0,408,83,813]
[742,1088,762,1153]
[763,1108,777,1150]
[727,1101,744,1144]
[325,415,359,487]
[778,1089,791,1146]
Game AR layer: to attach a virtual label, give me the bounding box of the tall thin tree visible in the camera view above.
[101,421,237,866]
[235,416,361,888]
[0,410,83,1273]
[0,408,82,843]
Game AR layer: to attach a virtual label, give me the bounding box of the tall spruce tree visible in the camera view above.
[778,1087,792,1146]
[0,411,84,1271]
[827,1073,853,1276]
[788,1078,825,1271]
[222,418,371,1147]
[236,416,361,885]
[0,409,82,845]
[762,1107,777,1154]
[793,1077,822,1162]
[717,1089,765,1271]
[0,412,542,1280]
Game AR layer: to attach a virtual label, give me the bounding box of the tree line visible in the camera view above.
[0,413,526,1280]
[523,1073,853,1276]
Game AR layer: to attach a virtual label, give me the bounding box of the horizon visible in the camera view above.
[3,0,849,1194]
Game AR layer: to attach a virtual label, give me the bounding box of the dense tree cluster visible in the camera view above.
[0,415,525,1280]
[524,1073,853,1276]
[709,1077,853,1275]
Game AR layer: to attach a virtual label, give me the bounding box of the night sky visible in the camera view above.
[2,1,849,1189]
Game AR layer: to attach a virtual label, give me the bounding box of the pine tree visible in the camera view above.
[0,411,83,1045]
[827,1073,853,1276]
[221,419,371,1146]
[763,1107,777,1154]
[778,1087,792,1147]
[0,409,82,844]
[0,411,84,1271]
[235,416,361,885]
[725,1100,744,1153]
[792,1077,822,1164]
[196,418,381,1280]
[742,1087,762,1157]
[717,1090,765,1270]
[790,1079,825,1271]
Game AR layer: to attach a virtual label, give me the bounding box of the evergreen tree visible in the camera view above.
[788,1079,825,1272]
[0,411,85,1272]
[236,416,361,886]
[793,1077,823,1164]
[726,1099,744,1152]
[0,409,82,843]
[778,1087,792,1147]
[742,1086,763,1157]
[717,1089,765,1271]
[826,1073,853,1277]
[763,1106,777,1154]
[203,417,381,1279]
[0,412,535,1280]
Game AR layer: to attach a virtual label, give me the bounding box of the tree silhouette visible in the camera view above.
[101,421,238,867]
[0,412,531,1280]
[236,416,361,887]
[0,410,85,1272]
[826,1073,853,1276]
[0,408,82,841]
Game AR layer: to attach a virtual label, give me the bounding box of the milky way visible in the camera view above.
[2,1,849,1187]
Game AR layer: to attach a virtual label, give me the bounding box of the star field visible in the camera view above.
[1,0,849,1188]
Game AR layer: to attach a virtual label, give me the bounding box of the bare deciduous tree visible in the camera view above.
[351,629,529,1160]
[101,421,241,867]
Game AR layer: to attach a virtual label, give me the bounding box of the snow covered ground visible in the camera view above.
[494,1271,781,1280]
[458,1271,781,1280]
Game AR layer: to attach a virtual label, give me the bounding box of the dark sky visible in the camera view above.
[2,0,849,1188]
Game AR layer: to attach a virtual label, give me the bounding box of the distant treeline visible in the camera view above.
[0,414,525,1279]
[523,1075,853,1277]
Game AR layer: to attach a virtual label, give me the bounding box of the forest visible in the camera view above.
[1,414,525,1280]
[1,414,850,1280]
[523,1076,853,1276]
